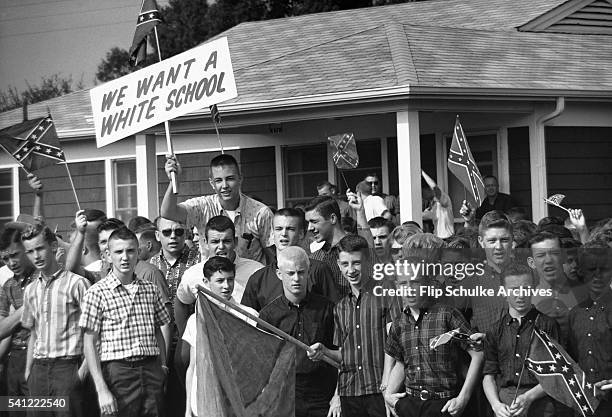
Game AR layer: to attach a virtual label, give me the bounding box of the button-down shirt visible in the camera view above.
[568,290,612,384]
[311,243,377,299]
[180,193,274,265]
[484,307,560,388]
[386,303,475,393]
[334,279,400,396]
[0,273,35,349]
[241,249,339,311]
[464,263,506,334]
[21,269,90,359]
[176,255,264,305]
[149,245,200,304]
[79,272,171,362]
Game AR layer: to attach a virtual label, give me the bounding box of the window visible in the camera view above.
[114,159,137,223]
[283,144,328,207]
[0,169,13,229]
[334,139,382,194]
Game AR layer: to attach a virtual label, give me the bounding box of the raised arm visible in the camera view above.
[160,155,187,223]
[28,174,45,222]
[65,210,88,276]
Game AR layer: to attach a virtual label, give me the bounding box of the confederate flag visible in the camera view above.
[129,0,162,66]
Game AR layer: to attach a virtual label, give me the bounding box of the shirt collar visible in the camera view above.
[103,271,140,290]
[215,193,245,215]
[281,292,311,309]
[503,306,539,326]
[160,245,191,267]
[36,268,62,284]
[584,288,612,309]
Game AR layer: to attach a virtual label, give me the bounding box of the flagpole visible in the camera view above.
[543,198,571,214]
[197,287,341,369]
[152,26,178,194]
[61,162,81,211]
[212,115,224,154]
[512,315,539,405]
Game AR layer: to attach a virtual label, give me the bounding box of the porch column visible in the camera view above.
[396,110,422,225]
[529,115,548,222]
[135,134,159,219]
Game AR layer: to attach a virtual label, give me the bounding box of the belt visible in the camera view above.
[34,355,81,364]
[405,387,456,401]
[108,356,156,367]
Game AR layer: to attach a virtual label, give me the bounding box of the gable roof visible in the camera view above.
[1,0,607,138]
[520,0,612,34]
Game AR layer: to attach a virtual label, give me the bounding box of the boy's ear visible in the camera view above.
[527,257,536,270]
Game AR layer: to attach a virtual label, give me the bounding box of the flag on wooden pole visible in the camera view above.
[129,0,162,66]
[447,116,486,205]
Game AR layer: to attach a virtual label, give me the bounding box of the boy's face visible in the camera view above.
[504,273,533,315]
[23,234,56,274]
[277,258,309,299]
[305,210,335,244]
[563,250,580,282]
[390,240,403,263]
[0,242,30,277]
[479,227,513,266]
[273,215,303,251]
[107,237,139,275]
[580,253,612,299]
[209,164,241,202]
[98,229,115,261]
[396,268,427,309]
[205,229,236,259]
[529,239,564,284]
[156,217,186,255]
[370,226,391,260]
[338,250,368,288]
[205,270,235,300]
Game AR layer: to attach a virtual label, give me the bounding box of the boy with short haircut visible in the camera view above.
[483,263,569,417]
[182,256,259,417]
[80,227,171,417]
[383,244,484,417]
[309,235,400,417]
[20,224,90,417]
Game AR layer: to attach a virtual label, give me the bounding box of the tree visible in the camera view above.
[95,47,134,83]
[0,74,84,113]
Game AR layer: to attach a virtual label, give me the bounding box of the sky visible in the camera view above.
[0,0,170,93]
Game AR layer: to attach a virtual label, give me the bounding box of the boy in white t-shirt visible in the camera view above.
[182,256,258,417]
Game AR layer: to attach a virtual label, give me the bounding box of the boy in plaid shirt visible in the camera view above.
[80,228,170,417]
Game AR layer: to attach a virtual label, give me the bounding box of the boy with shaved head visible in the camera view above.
[259,246,336,417]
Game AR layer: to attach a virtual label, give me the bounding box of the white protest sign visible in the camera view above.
[90,37,237,147]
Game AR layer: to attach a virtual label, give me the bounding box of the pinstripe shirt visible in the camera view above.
[385,303,475,393]
[149,245,200,303]
[21,269,90,359]
[333,279,400,396]
[79,272,171,362]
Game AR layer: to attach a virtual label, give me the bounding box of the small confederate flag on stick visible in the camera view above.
[328,132,359,169]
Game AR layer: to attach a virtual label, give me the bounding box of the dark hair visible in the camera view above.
[83,209,107,222]
[341,216,357,235]
[97,218,125,234]
[501,262,533,286]
[445,236,471,249]
[537,216,564,228]
[108,227,138,247]
[275,208,306,232]
[337,234,370,257]
[367,217,394,232]
[0,228,22,251]
[365,172,380,179]
[402,233,446,264]
[21,224,57,245]
[316,180,335,191]
[210,154,240,176]
[513,220,538,248]
[392,224,421,246]
[506,206,528,222]
[561,238,582,249]
[205,216,235,240]
[538,224,573,240]
[128,216,152,232]
[483,175,498,183]
[528,231,561,248]
[139,229,157,242]
[304,196,341,222]
[478,210,513,237]
[203,256,236,279]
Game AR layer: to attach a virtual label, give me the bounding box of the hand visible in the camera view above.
[77,364,89,382]
[27,173,43,194]
[346,189,363,210]
[326,394,341,417]
[24,367,30,382]
[75,210,88,234]
[165,154,181,180]
[491,401,511,417]
[594,379,612,399]
[441,395,468,416]
[308,342,326,361]
[98,387,118,416]
[469,332,486,350]
[567,208,586,230]
[509,393,532,416]
[459,200,474,221]
[383,392,405,417]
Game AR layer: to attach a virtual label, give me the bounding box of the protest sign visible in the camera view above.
[90,37,237,147]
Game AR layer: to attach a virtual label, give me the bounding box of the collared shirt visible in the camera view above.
[150,245,201,303]
[568,290,612,383]
[21,269,90,359]
[386,303,475,393]
[0,273,35,349]
[259,293,336,377]
[241,249,339,311]
[176,255,264,305]
[79,272,171,362]
[333,279,400,396]
[134,260,171,306]
[484,307,560,388]
[464,263,506,333]
[310,243,377,299]
[180,192,274,264]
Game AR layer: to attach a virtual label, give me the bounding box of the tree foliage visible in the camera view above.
[0,74,84,113]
